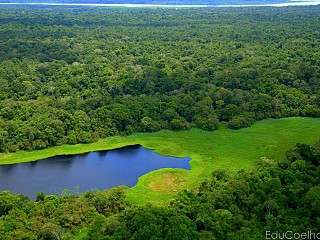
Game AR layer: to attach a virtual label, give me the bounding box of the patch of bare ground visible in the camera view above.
[149,173,184,193]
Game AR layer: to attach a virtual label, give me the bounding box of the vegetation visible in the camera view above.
[0,5,320,239]
[0,6,320,153]
[1,117,320,205]
[0,140,319,239]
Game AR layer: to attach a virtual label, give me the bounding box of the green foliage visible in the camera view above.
[0,140,319,238]
[38,222,64,240]
[226,114,254,129]
[0,191,29,216]
[168,140,320,239]
[36,192,45,202]
[0,6,320,152]
[86,187,130,217]
[0,186,129,239]
[0,5,319,239]
[304,185,320,217]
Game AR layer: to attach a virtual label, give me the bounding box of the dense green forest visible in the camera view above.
[0,5,320,239]
[0,6,320,152]
[0,140,319,239]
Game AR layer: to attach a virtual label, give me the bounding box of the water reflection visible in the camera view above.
[0,145,190,200]
[98,151,108,157]
[0,164,16,173]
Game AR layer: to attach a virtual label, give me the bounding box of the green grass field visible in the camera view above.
[0,117,319,205]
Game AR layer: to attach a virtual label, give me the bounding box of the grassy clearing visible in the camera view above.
[0,117,319,205]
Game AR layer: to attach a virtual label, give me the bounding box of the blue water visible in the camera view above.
[0,145,190,200]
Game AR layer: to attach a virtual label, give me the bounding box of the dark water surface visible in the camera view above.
[0,145,190,200]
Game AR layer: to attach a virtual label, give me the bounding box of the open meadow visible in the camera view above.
[1,117,319,205]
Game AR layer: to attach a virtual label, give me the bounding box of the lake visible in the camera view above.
[0,145,191,200]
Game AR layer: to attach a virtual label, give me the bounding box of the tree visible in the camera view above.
[140,117,160,132]
[164,215,199,240]
[38,222,64,240]
[170,117,190,131]
[0,130,8,152]
[226,114,254,129]
[36,192,45,202]
[304,185,320,217]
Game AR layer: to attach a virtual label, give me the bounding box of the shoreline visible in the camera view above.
[0,117,319,205]
[0,117,319,166]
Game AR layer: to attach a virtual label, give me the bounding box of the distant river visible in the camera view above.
[0,145,191,200]
[0,1,320,7]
